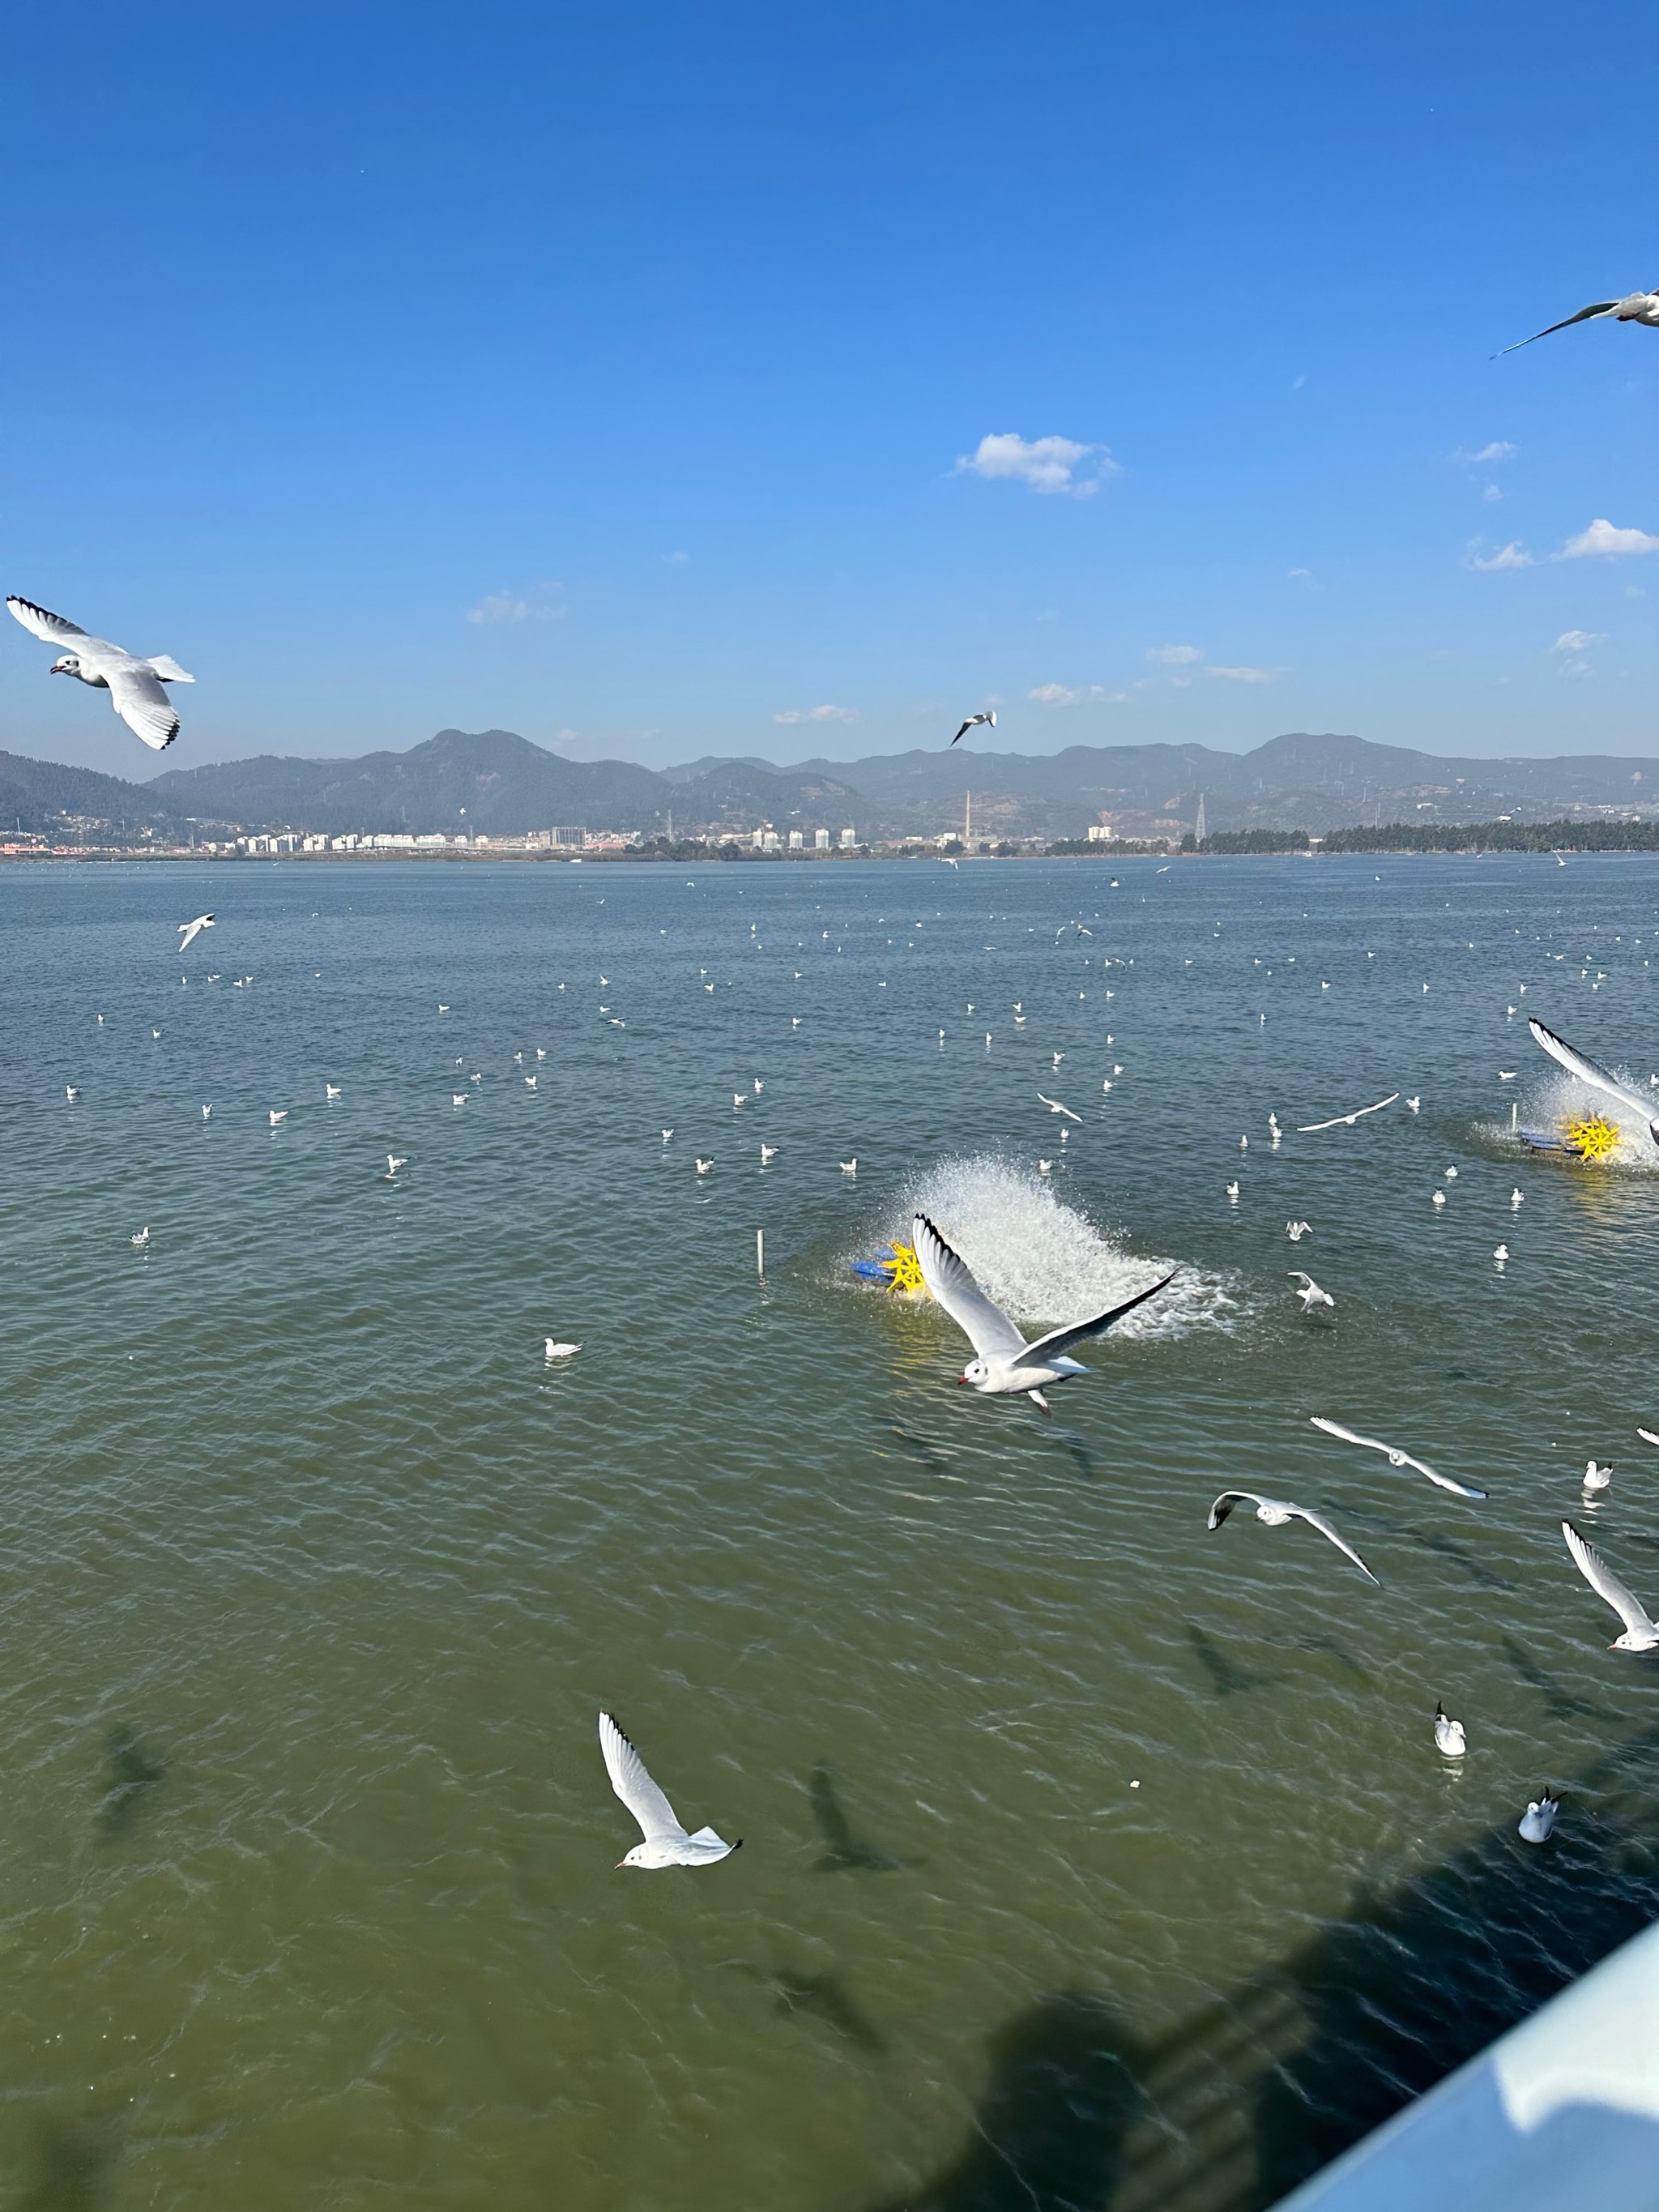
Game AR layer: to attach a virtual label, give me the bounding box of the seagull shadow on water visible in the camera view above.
[808,1766,921,1873]
[727,1963,888,2052]
[1347,1510,1514,1593]
[1499,1632,1608,1723]
[1186,1626,1281,1697]
[888,1425,954,1477]
[95,1724,164,1843]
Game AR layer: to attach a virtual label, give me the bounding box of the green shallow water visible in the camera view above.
[2,853,1657,2210]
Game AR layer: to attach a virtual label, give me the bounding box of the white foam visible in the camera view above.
[876,1155,1252,1339]
[1511,1072,1659,1174]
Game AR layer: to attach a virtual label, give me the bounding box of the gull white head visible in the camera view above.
[1434,1702,1466,1757]
[49,652,82,678]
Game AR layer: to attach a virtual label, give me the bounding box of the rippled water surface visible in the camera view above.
[4,854,1658,2210]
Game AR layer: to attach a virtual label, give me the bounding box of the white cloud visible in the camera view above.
[1026,682,1124,706]
[954,432,1120,499]
[1556,518,1659,560]
[464,582,568,624]
[1452,441,1517,465]
[1464,540,1534,570]
[1147,643,1204,665]
[1287,566,1317,586]
[1207,664,1281,684]
[663,550,690,566]
[1552,630,1608,653]
[772,703,859,725]
[1482,484,1503,503]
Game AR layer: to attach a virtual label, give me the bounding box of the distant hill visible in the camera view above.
[0,749,195,842]
[7,727,1657,847]
[146,728,865,837]
[680,731,1659,838]
[147,728,671,837]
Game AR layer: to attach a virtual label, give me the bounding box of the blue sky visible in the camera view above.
[5,0,1659,778]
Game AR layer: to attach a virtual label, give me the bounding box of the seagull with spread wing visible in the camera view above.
[1036,1091,1082,1122]
[949,710,996,745]
[1496,289,1659,357]
[598,1710,741,1868]
[1309,1416,1486,1500]
[1207,1492,1380,1584]
[177,914,215,954]
[1561,1521,1659,1651]
[911,1211,1172,1411]
[1295,1092,1399,1134]
[1527,1016,1659,1152]
[7,596,194,750]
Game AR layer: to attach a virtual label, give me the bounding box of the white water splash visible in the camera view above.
[869,1155,1253,1339]
[1502,1071,1659,1174]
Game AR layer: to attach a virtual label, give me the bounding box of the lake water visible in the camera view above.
[4,853,1658,2211]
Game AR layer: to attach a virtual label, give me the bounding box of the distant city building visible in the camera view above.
[1194,792,1208,843]
[787,830,804,849]
[548,826,585,847]
[839,826,856,849]
[814,827,831,851]
[1087,824,1114,843]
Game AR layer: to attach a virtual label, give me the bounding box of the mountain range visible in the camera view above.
[2,725,1656,845]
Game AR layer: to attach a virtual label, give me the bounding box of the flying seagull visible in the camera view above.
[7,596,194,750]
[1561,1519,1659,1650]
[949,710,996,746]
[1309,1416,1486,1499]
[1496,289,1659,357]
[912,1211,1173,1411]
[598,1710,740,1868]
[1288,1270,1335,1313]
[1527,1016,1659,1151]
[177,913,214,953]
[1296,1092,1400,1134]
[1207,1492,1380,1584]
[1036,1091,1082,1122]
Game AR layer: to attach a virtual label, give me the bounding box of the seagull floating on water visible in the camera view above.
[1518,1791,1559,1844]
[544,1339,580,1360]
[177,913,214,953]
[1561,1519,1659,1650]
[1207,1492,1379,1583]
[912,1211,1172,1411]
[1434,1702,1467,1757]
[386,1155,407,1176]
[1583,1459,1612,1499]
[65,1085,79,1101]
[326,1083,342,1100]
[268,1109,287,1126]
[1309,1416,1486,1498]
[130,1225,149,1249]
[599,1710,740,1868]
[7,596,194,749]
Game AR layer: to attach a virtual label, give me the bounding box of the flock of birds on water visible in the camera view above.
[45,873,1656,1873]
[11,280,1659,1870]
